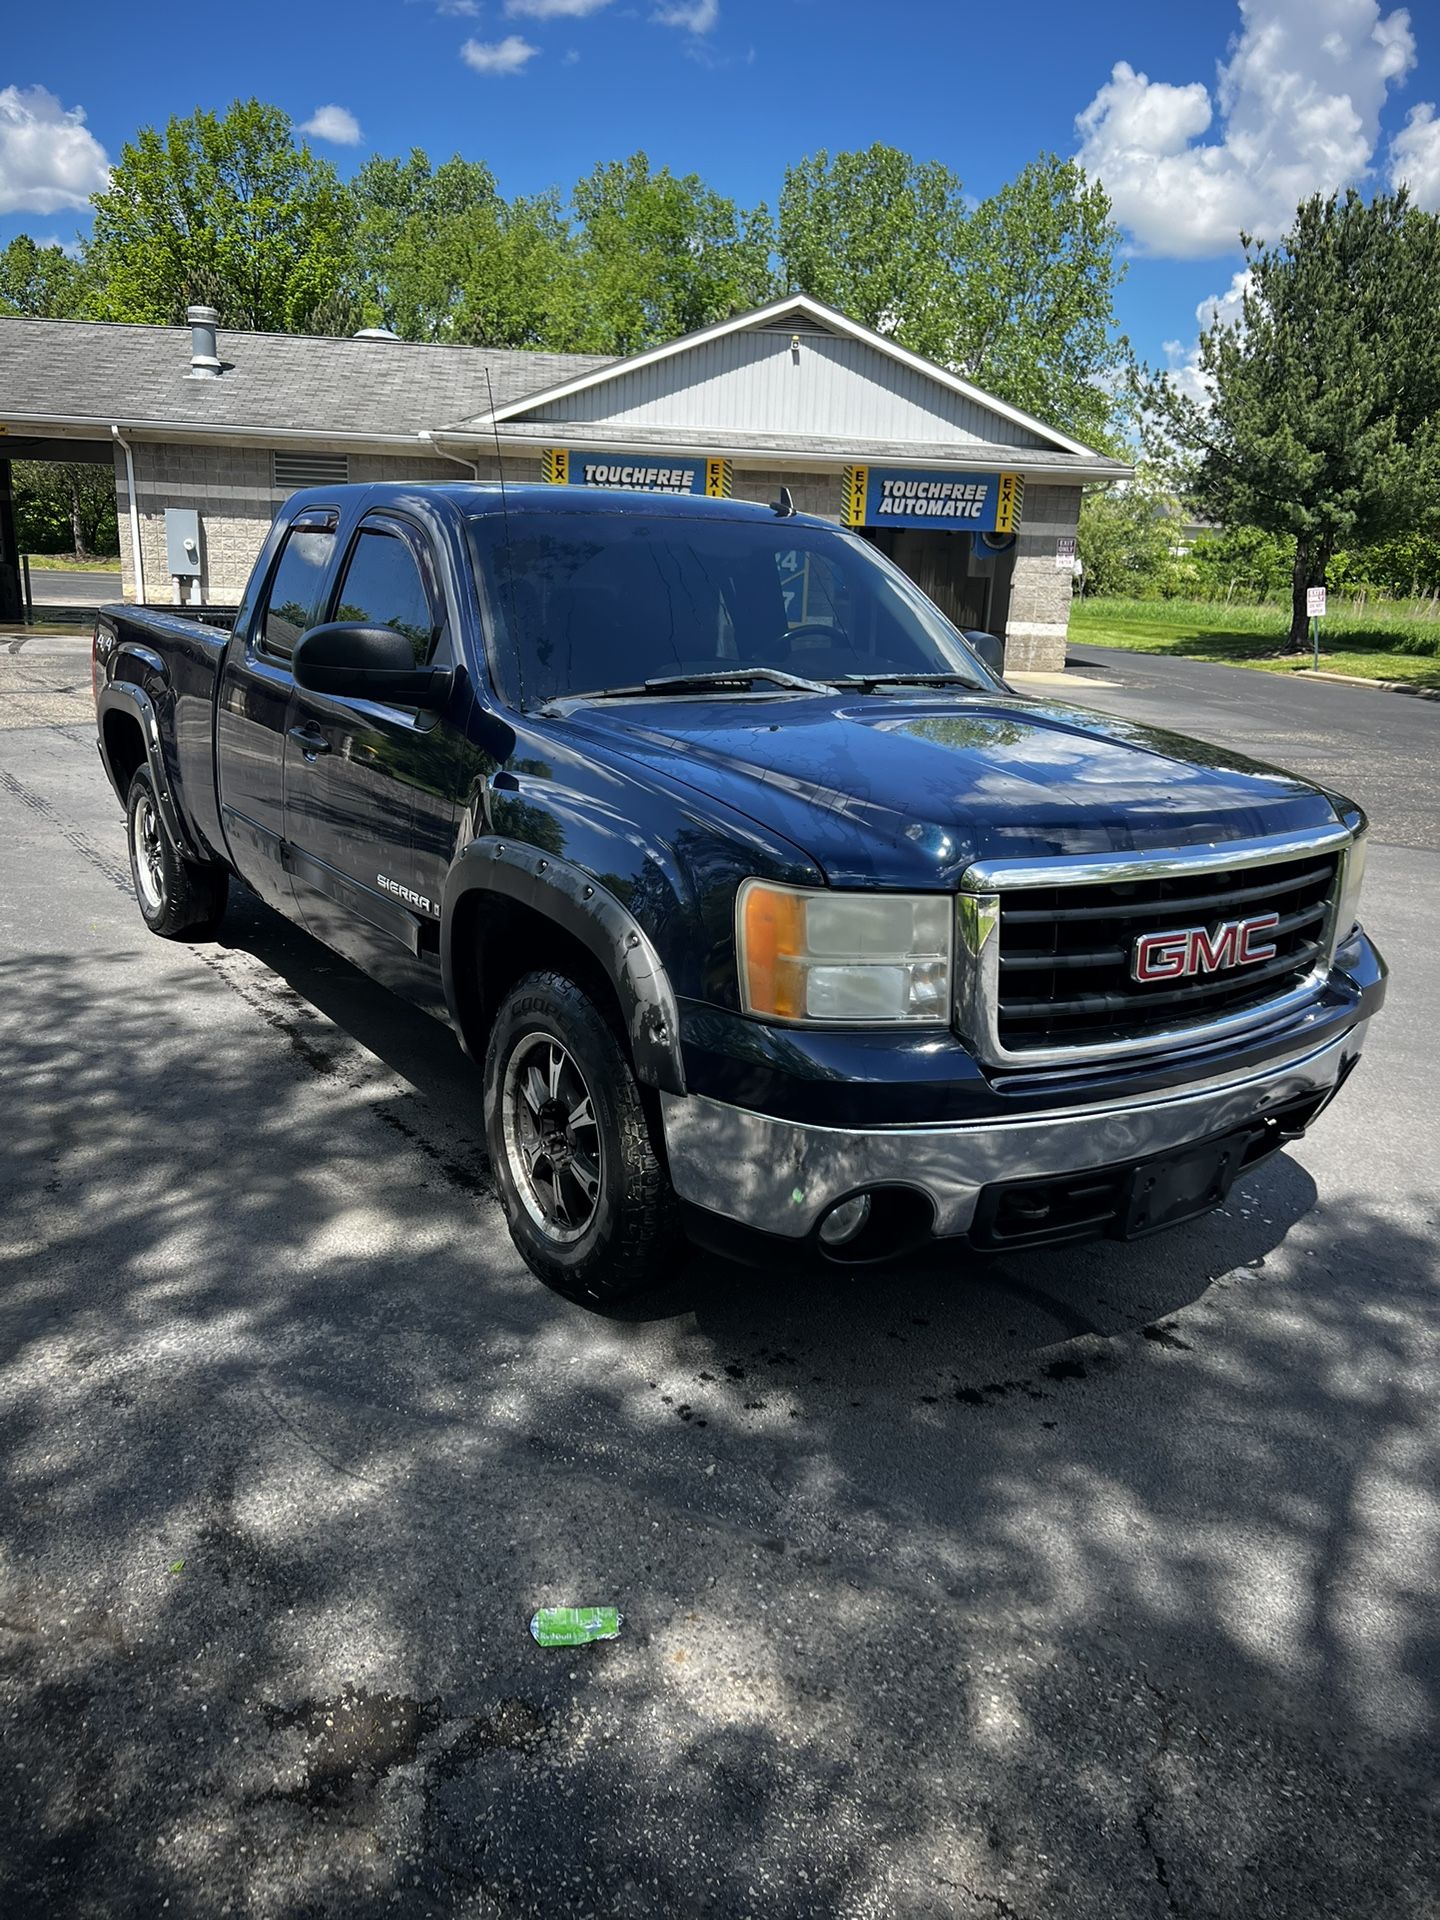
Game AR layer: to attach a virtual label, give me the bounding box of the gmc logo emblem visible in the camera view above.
[1132,911,1280,984]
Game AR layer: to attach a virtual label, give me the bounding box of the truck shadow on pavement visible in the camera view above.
[1,908,1435,1920]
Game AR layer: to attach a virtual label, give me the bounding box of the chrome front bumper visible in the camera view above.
[661,1019,1368,1241]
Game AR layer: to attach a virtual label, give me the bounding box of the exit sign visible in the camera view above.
[1306,586,1327,618]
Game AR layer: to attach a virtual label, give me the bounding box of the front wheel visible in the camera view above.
[126,767,228,939]
[484,971,681,1302]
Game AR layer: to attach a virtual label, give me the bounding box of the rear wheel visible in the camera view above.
[484,970,681,1302]
[126,767,228,939]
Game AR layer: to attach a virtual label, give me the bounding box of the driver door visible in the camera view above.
[282,511,463,997]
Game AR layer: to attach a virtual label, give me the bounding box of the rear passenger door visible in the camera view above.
[281,511,464,993]
[216,509,337,912]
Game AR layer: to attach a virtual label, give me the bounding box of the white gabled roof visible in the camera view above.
[466,293,1104,461]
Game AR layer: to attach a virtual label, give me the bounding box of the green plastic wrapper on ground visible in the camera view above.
[530,1606,622,1647]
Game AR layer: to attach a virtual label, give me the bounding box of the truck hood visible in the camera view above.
[559,692,1345,887]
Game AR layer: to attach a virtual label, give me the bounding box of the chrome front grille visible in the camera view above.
[955,826,1353,1068]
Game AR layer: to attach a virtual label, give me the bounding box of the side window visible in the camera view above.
[332,528,439,666]
[260,525,336,658]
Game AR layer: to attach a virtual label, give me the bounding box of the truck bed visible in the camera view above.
[99,602,239,637]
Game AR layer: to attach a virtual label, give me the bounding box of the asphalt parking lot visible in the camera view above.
[1,632,1436,1919]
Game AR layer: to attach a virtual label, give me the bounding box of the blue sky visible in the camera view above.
[4,0,1439,388]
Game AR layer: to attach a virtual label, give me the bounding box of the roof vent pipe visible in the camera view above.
[186,305,221,379]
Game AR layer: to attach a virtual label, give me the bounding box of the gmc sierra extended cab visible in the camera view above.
[94,484,1385,1300]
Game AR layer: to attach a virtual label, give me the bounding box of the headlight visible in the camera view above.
[1333,831,1367,946]
[738,880,953,1024]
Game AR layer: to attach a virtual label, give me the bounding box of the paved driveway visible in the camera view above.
[1,637,1436,1918]
[1063,645,1440,851]
[23,567,122,609]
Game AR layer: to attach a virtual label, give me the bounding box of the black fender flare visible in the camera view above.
[442,839,686,1096]
[96,675,200,863]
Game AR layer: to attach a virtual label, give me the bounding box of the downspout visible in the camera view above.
[419,429,479,479]
[111,426,146,604]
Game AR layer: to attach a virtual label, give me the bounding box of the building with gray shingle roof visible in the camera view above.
[0,294,1128,669]
[0,315,613,443]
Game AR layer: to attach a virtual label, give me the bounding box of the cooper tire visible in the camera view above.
[484,970,681,1302]
[126,766,228,940]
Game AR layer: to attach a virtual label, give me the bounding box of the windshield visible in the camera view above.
[467,509,994,708]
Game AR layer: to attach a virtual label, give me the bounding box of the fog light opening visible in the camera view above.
[818,1193,872,1248]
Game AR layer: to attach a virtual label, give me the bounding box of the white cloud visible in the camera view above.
[461,34,540,72]
[30,231,84,258]
[299,104,363,146]
[434,0,480,12]
[506,0,612,14]
[1197,268,1254,335]
[0,84,109,215]
[1390,101,1440,208]
[1076,0,1417,258]
[1163,269,1255,403]
[654,0,719,30]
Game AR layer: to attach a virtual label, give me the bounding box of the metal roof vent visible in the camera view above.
[186,305,221,380]
[354,327,400,340]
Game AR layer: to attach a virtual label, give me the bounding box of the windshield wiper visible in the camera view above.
[830,672,983,693]
[568,667,835,701]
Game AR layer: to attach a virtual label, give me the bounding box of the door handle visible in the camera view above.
[287,723,331,758]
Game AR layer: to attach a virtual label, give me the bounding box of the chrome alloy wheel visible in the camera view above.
[132,791,166,912]
[501,1033,604,1244]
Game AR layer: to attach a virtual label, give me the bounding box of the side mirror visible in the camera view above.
[961,628,1007,677]
[292,621,453,712]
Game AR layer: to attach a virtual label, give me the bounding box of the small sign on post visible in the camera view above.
[1306,585,1326,670]
[1055,535,1077,572]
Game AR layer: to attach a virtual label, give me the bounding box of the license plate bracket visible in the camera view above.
[1122,1133,1249,1239]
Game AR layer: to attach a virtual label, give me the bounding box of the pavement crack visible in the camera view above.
[938,1879,1034,1920]
[252,1383,386,1488]
[1134,1674,1182,1915]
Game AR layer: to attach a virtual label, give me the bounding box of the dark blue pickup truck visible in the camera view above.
[93,483,1384,1300]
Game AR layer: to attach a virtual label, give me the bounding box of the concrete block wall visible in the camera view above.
[113,442,275,605]
[112,443,544,604]
[1003,483,1081,672]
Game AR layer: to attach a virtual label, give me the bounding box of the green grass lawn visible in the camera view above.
[24,552,122,572]
[1070,597,1440,690]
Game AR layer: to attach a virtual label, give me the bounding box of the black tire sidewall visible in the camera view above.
[483,973,670,1299]
[124,767,227,939]
[126,768,182,933]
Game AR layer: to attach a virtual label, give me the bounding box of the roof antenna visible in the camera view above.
[770,486,796,518]
[484,363,526,708]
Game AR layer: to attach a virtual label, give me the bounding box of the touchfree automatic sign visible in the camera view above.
[841,466,1023,534]
[542,448,732,497]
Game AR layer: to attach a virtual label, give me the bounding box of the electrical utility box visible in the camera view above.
[164,508,202,578]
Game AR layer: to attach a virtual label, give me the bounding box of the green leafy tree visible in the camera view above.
[87,99,350,332]
[0,235,91,317]
[779,146,1129,447]
[1184,524,1293,599]
[956,155,1130,451]
[346,150,502,332]
[778,144,969,363]
[385,190,583,346]
[13,459,118,557]
[571,152,774,354]
[1146,189,1440,647]
[1076,469,1180,596]
[1328,529,1440,598]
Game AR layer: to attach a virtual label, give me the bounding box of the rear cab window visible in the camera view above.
[258,517,337,659]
